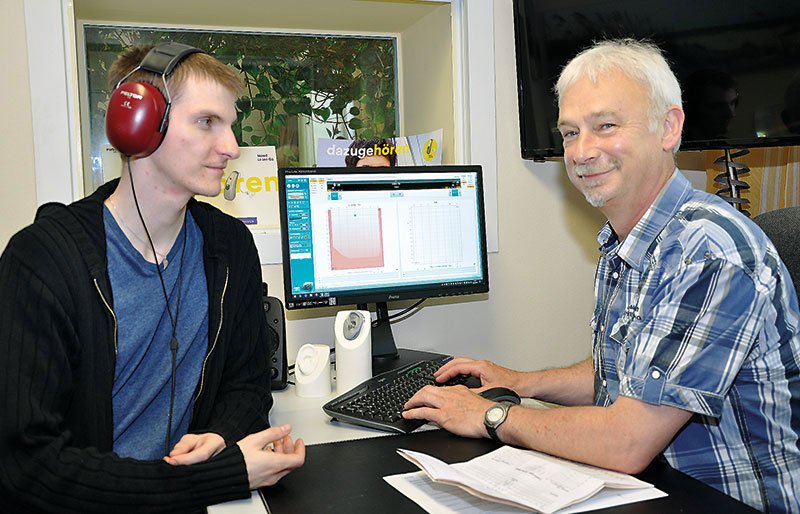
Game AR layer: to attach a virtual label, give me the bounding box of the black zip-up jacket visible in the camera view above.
[0,180,273,513]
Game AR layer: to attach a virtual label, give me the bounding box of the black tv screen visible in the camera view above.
[513,0,800,160]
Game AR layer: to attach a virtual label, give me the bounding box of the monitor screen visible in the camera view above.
[278,165,489,312]
[513,0,800,160]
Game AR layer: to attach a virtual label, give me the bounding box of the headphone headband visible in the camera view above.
[139,42,205,76]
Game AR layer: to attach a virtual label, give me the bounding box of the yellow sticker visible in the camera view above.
[422,138,438,162]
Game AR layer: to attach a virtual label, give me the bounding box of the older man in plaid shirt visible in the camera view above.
[404,39,800,513]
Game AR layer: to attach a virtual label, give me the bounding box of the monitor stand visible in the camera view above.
[358,302,447,376]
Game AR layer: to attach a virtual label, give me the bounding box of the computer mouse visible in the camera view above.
[479,387,521,404]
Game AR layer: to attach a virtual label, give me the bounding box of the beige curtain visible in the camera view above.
[705,146,800,216]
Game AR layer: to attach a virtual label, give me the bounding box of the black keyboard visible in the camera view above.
[322,356,481,433]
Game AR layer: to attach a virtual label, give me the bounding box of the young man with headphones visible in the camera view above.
[0,43,304,512]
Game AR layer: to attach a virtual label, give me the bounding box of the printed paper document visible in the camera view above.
[388,446,666,514]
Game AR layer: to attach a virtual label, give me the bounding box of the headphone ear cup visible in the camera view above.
[105,82,168,157]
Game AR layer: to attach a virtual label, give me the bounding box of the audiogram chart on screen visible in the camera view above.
[328,206,385,270]
[407,203,463,267]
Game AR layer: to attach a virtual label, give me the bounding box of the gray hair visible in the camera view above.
[555,39,683,152]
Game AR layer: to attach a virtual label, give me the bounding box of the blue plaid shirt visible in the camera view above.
[592,170,800,512]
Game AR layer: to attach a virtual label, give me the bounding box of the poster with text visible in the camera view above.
[316,128,443,167]
[203,146,280,230]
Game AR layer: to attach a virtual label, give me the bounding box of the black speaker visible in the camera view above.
[262,283,288,390]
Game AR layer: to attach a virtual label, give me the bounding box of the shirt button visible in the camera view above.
[684,258,692,264]
[651,370,661,380]
[704,252,712,259]
[612,272,619,279]
[602,379,607,387]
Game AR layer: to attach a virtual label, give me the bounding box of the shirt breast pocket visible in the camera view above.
[608,315,644,369]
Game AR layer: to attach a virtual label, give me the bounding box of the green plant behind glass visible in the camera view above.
[84,27,397,171]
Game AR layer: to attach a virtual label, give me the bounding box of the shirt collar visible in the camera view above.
[596,168,693,272]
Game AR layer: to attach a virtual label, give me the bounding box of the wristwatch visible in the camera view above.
[484,401,515,441]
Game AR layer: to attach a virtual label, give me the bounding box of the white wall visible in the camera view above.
[0,1,38,250]
[399,4,454,162]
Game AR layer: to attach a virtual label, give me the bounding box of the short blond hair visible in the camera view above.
[108,44,245,101]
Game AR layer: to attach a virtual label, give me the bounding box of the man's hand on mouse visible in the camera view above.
[434,357,527,394]
[403,384,497,438]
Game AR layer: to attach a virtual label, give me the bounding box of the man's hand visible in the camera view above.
[164,432,226,465]
[435,357,527,394]
[237,424,306,489]
[402,385,496,438]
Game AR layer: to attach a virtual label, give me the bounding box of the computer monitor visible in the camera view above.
[278,165,489,364]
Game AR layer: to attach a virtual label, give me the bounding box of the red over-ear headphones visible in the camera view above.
[105,42,204,157]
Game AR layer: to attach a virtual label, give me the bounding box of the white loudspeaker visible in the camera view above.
[334,310,372,394]
[294,344,332,398]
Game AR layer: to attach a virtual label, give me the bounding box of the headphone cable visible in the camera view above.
[126,155,188,457]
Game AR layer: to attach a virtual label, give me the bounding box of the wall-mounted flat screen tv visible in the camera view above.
[513,0,800,160]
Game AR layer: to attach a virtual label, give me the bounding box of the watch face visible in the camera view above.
[486,405,505,424]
